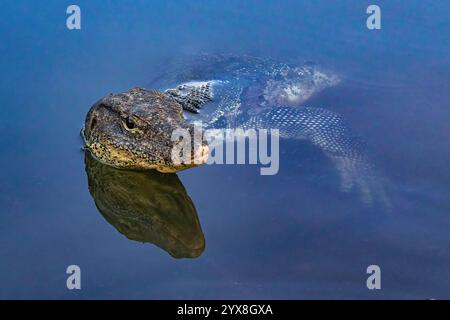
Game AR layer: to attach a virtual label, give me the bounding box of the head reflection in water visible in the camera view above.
[84,151,205,259]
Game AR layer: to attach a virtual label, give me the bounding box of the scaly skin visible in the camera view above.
[83,87,209,172]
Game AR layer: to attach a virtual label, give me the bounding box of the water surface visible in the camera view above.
[0,0,449,299]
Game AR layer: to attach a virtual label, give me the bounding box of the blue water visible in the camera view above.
[0,0,449,299]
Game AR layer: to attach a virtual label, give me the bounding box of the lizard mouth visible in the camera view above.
[193,144,209,165]
[170,144,209,171]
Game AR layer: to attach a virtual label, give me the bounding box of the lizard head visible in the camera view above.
[83,87,209,172]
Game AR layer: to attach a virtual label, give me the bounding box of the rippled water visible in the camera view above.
[0,1,449,299]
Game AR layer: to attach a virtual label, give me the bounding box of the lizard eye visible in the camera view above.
[122,116,138,132]
[125,116,135,129]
